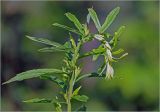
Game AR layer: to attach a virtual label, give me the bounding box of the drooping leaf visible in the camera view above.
[72,86,81,96]
[88,8,101,31]
[2,69,64,84]
[65,13,84,34]
[23,98,52,103]
[38,47,68,52]
[76,105,87,112]
[26,36,63,47]
[99,7,120,33]
[52,23,81,35]
[72,95,89,102]
[112,48,124,55]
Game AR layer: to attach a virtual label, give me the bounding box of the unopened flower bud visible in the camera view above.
[105,63,114,79]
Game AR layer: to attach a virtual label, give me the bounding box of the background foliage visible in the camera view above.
[1,1,159,111]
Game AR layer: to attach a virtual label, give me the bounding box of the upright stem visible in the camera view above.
[66,40,82,112]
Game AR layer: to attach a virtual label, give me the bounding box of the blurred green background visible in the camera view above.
[1,1,159,111]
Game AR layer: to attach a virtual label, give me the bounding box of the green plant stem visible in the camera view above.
[66,40,82,112]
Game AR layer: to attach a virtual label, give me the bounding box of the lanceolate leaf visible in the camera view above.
[76,72,105,82]
[52,23,81,35]
[26,36,63,47]
[88,8,101,31]
[99,7,120,33]
[2,69,64,84]
[72,86,81,96]
[112,48,124,55]
[23,98,52,103]
[65,13,84,34]
[110,26,125,48]
[38,47,68,52]
[72,95,89,102]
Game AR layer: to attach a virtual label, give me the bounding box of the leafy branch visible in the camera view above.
[3,7,128,112]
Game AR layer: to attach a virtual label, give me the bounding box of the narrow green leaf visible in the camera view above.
[2,69,64,84]
[23,98,52,103]
[72,95,89,102]
[72,86,81,96]
[76,72,105,82]
[26,35,63,47]
[65,13,84,34]
[38,47,68,52]
[52,23,81,35]
[79,46,105,59]
[88,8,101,31]
[113,53,128,60]
[99,7,120,33]
[110,26,125,48]
[112,48,124,55]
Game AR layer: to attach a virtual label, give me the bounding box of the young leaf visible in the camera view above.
[52,23,81,35]
[72,86,82,96]
[88,8,101,31]
[110,26,125,48]
[99,7,120,33]
[112,48,124,55]
[23,98,52,103]
[2,69,64,84]
[65,13,84,34]
[72,95,89,102]
[26,36,63,47]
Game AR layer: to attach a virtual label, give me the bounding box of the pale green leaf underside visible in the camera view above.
[23,98,52,103]
[3,69,64,84]
[88,8,101,31]
[72,95,89,102]
[65,12,84,34]
[52,23,81,35]
[99,7,120,33]
[26,36,63,47]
